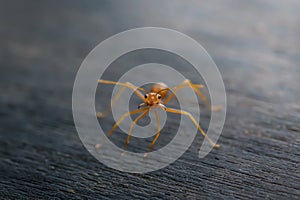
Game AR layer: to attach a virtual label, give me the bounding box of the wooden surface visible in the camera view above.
[0,0,299,199]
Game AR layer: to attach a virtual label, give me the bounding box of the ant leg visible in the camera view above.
[144,109,161,158]
[164,107,219,149]
[98,80,146,100]
[122,109,150,156]
[95,107,148,149]
[97,80,146,118]
[163,80,221,111]
[163,80,204,104]
[96,85,127,118]
[187,80,222,111]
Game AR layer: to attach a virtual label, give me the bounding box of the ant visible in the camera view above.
[96,79,220,158]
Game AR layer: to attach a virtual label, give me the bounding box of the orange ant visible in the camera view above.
[96,79,220,157]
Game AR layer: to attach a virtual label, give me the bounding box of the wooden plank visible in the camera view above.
[0,0,299,199]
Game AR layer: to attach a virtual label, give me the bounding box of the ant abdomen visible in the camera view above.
[151,82,168,99]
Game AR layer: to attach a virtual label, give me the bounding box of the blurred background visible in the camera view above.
[0,0,299,199]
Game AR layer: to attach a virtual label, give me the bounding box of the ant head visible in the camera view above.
[144,92,162,106]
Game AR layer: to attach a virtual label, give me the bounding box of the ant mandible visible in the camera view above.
[95,79,220,158]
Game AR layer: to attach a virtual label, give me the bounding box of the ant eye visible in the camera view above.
[144,94,148,99]
[157,94,161,99]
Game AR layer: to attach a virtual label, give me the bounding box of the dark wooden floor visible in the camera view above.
[0,0,299,199]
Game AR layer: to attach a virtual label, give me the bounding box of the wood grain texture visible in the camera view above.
[0,0,299,199]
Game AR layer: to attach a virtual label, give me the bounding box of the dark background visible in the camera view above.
[0,0,299,199]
